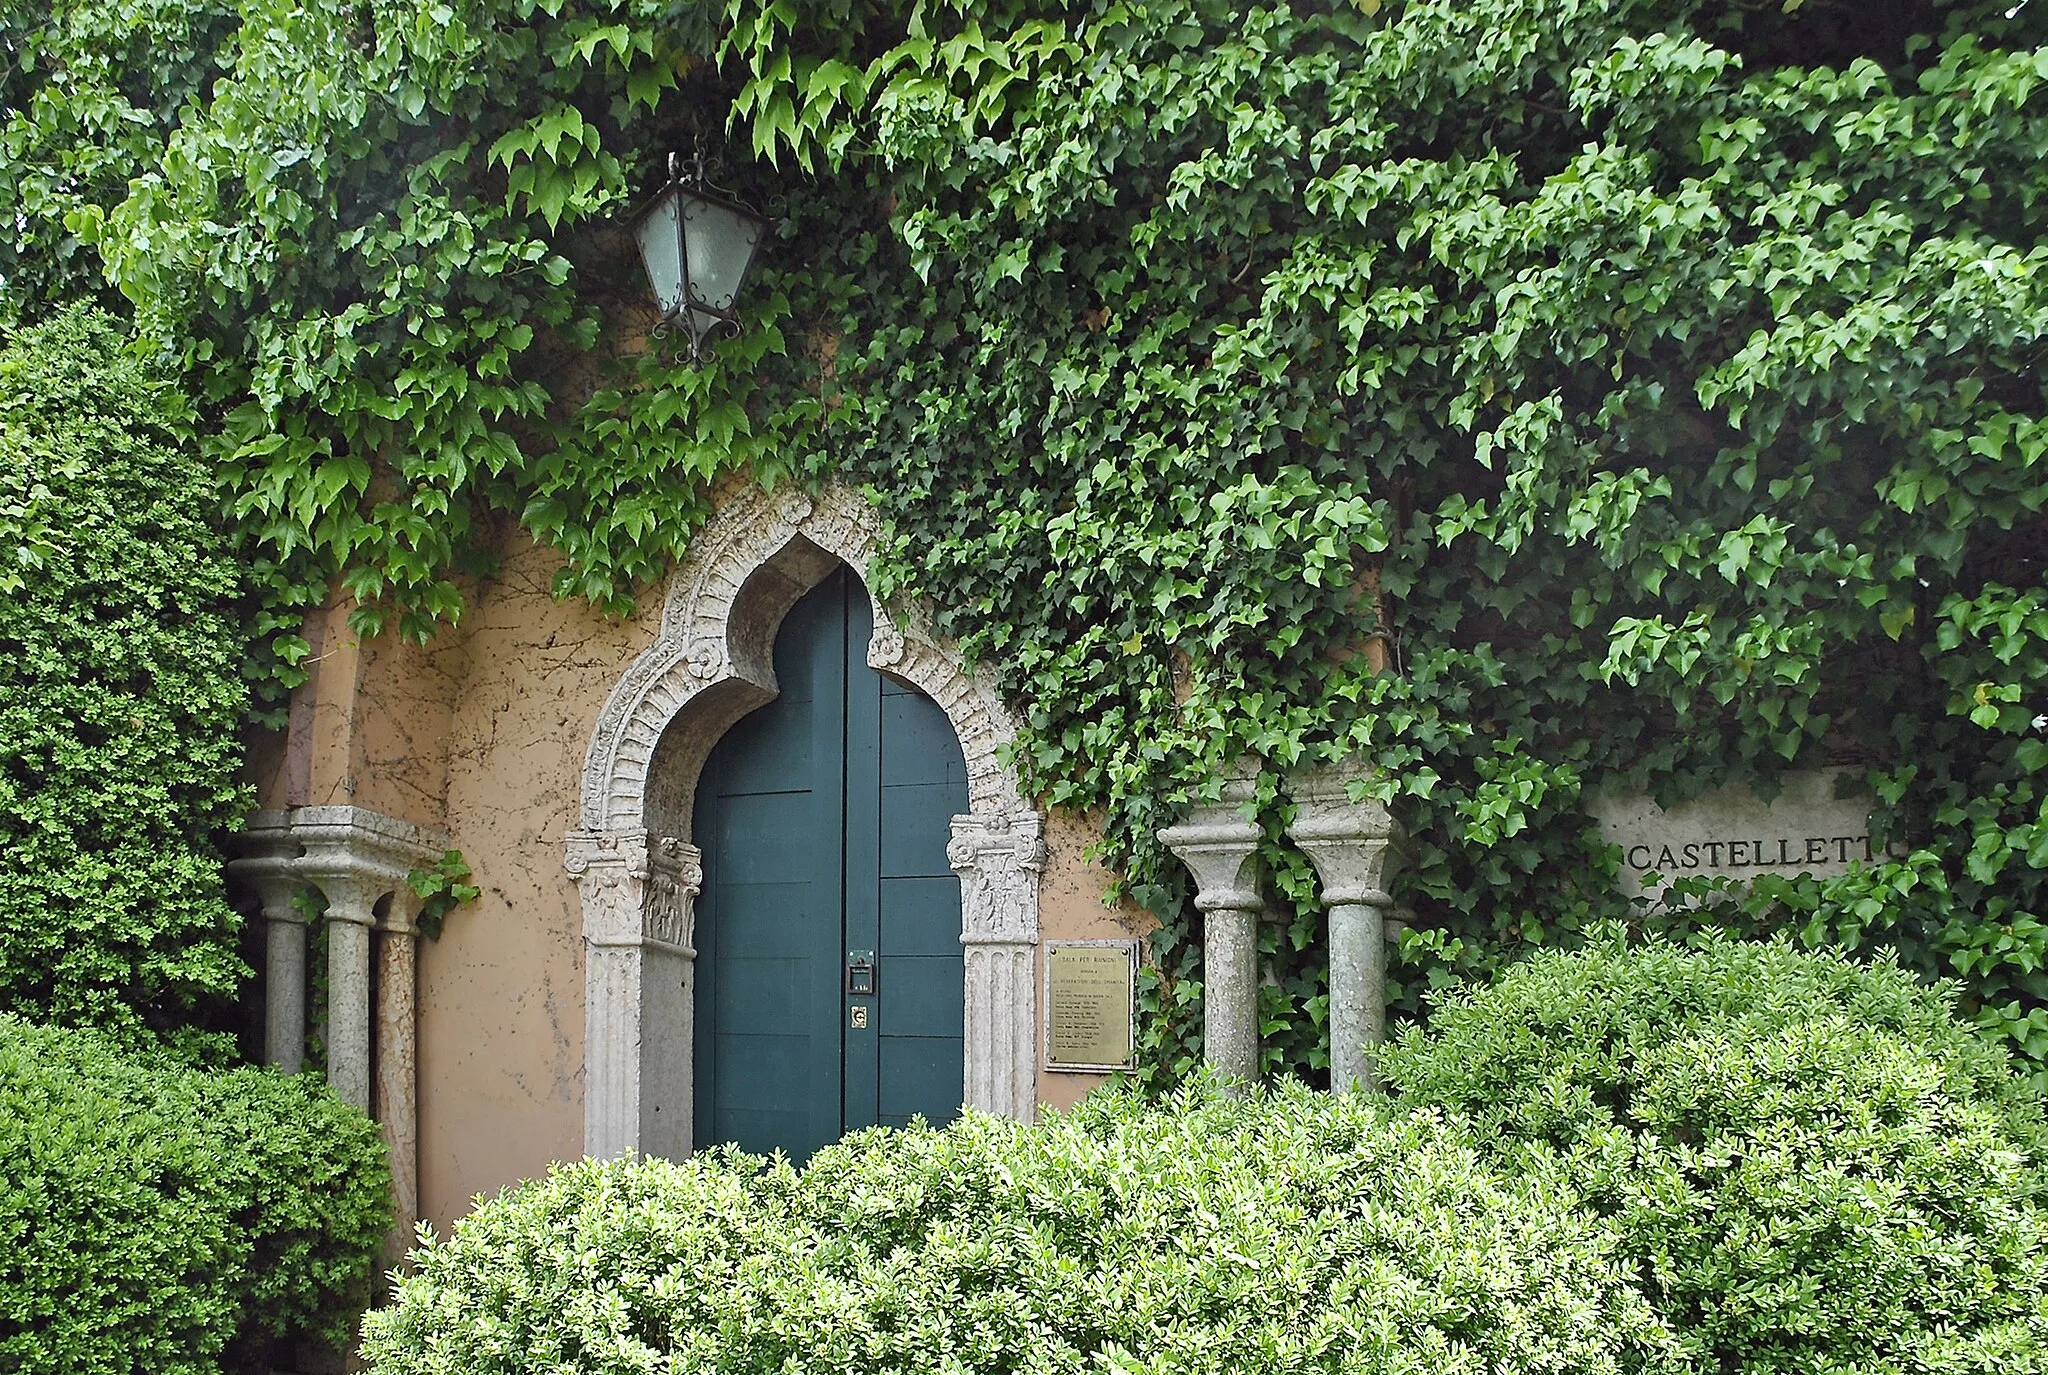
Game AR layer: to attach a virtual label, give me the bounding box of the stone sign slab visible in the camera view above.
[1044,940,1137,1071]
[1589,771,1887,902]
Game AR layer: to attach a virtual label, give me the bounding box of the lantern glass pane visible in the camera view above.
[682,195,762,312]
[633,190,685,316]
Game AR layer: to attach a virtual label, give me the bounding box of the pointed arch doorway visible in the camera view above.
[693,567,967,1160]
[569,481,1042,1163]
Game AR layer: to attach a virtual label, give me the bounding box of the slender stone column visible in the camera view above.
[949,808,1043,1122]
[264,909,310,1074]
[1159,779,1264,1090]
[228,804,450,1296]
[312,874,379,1111]
[565,829,701,1159]
[375,893,421,1279]
[1289,764,1404,1092]
[228,816,313,1073]
[252,808,448,1114]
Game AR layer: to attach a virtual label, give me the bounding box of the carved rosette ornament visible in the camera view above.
[683,638,723,681]
[771,489,815,530]
[867,620,906,669]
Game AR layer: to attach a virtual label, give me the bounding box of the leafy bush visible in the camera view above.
[0,1015,392,1375]
[363,1083,1678,1375]
[1381,936,2048,1374]
[0,306,252,1047]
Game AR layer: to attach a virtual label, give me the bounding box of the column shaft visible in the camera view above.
[963,940,1035,1118]
[375,924,419,1276]
[1203,905,1261,1085]
[263,911,308,1074]
[1327,900,1387,1091]
[325,912,374,1111]
[583,942,644,1159]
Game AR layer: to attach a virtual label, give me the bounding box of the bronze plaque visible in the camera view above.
[1046,942,1136,1070]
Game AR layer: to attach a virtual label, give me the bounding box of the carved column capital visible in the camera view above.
[1157,778,1264,914]
[565,829,701,953]
[948,808,1044,945]
[1287,763,1402,908]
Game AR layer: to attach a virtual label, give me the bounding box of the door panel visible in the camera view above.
[693,568,967,1161]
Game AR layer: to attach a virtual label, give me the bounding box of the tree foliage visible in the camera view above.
[10,0,2048,1080]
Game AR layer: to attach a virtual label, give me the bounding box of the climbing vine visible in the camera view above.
[10,0,2047,1083]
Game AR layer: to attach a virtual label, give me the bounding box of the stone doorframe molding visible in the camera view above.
[570,480,1042,1161]
[227,804,447,1276]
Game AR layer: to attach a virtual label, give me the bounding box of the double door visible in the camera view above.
[692,568,968,1160]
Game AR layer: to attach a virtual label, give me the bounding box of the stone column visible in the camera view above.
[375,891,421,1279]
[566,829,701,1160]
[1289,764,1404,1092]
[227,814,313,1074]
[306,872,379,1111]
[264,906,310,1075]
[1159,779,1264,1089]
[270,808,449,1113]
[227,804,450,1296]
[948,808,1043,1122]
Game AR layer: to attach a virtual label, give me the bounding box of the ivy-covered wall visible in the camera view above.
[7,0,2045,1083]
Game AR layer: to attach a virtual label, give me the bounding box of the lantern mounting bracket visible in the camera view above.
[627,144,770,364]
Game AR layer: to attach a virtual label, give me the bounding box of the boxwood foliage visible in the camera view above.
[362,1083,1678,1375]
[1382,936,2048,1375]
[0,1015,392,1375]
[0,306,252,1047]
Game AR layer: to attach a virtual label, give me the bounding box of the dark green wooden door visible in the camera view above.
[693,568,968,1161]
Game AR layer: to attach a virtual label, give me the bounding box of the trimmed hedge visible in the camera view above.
[0,1015,392,1375]
[1382,936,2048,1374]
[364,939,2048,1375]
[0,306,253,1048]
[363,1084,1678,1375]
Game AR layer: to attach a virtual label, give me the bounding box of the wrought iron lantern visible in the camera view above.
[629,151,769,361]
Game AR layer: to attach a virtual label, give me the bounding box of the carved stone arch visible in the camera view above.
[568,480,1041,1161]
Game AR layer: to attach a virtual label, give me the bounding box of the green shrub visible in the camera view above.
[363,1082,1678,1375]
[0,1015,392,1375]
[0,306,252,1047]
[1381,936,2048,1374]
